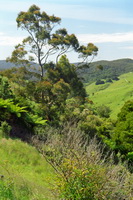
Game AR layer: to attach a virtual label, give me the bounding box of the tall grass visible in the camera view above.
[0,138,56,199]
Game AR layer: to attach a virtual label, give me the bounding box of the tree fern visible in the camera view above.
[0,98,27,117]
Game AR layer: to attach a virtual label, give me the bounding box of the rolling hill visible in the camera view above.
[86,72,133,119]
[79,58,133,84]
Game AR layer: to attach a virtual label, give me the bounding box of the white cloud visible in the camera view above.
[77,32,133,44]
[0,32,24,46]
[1,31,133,47]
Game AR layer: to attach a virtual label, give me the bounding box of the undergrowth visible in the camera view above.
[38,125,133,200]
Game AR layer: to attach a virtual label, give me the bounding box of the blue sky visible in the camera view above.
[1,0,133,62]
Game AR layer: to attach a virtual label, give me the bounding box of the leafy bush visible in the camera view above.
[127,152,133,161]
[57,157,132,200]
[111,100,133,160]
[96,104,111,118]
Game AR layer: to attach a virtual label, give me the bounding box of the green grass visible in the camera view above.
[0,138,57,199]
[86,72,133,119]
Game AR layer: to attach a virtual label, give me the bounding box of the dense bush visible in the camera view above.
[96,104,111,118]
[109,100,133,165]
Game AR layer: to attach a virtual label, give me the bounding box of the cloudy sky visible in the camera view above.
[0,0,133,63]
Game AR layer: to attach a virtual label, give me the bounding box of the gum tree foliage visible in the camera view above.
[7,4,98,80]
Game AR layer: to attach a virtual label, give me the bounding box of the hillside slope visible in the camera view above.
[86,72,133,119]
[0,138,56,199]
[79,58,133,84]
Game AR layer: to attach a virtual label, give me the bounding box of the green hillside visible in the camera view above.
[86,72,133,119]
[0,138,56,200]
[79,58,133,84]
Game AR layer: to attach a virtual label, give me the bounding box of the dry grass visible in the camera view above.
[35,124,133,199]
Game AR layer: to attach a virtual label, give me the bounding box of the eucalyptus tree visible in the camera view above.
[7,4,98,80]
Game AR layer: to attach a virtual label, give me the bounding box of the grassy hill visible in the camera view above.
[86,72,133,119]
[79,58,133,84]
[0,137,57,199]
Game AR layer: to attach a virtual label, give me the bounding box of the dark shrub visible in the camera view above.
[95,80,105,85]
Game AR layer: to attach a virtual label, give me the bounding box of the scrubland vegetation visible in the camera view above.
[0,4,133,199]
